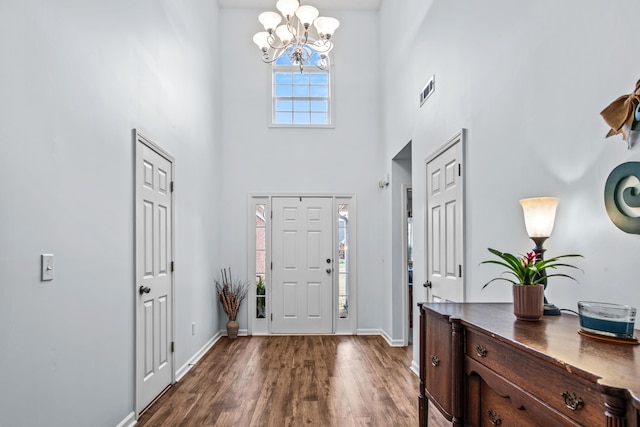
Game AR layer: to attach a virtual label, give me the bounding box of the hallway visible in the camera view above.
[137,336,418,426]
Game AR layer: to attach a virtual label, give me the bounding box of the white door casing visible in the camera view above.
[135,131,174,415]
[271,197,334,334]
[425,130,465,303]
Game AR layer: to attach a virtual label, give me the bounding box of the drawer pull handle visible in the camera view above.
[561,391,584,411]
[487,408,502,426]
[475,344,488,357]
[430,355,440,367]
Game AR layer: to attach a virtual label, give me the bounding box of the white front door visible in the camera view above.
[135,132,174,414]
[426,131,465,303]
[271,197,334,334]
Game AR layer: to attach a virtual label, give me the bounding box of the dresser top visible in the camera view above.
[419,302,640,405]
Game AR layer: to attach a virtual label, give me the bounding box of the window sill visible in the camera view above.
[268,123,335,129]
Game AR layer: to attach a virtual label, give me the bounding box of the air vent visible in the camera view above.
[420,75,435,107]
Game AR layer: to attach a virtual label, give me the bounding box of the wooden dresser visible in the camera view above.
[418,303,640,426]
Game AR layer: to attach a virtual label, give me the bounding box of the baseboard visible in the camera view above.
[175,332,222,381]
[410,360,420,377]
[115,411,136,427]
[356,328,405,347]
[220,328,248,337]
[356,328,382,335]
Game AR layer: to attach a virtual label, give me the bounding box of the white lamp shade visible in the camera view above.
[258,11,282,31]
[314,16,340,37]
[253,32,271,50]
[275,24,296,44]
[520,197,559,238]
[295,5,319,26]
[276,0,299,18]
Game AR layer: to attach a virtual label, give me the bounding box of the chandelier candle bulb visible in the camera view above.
[258,11,282,32]
[314,16,340,39]
[276,0,299,20]
[295,5,319,28]
[275,25,295,44]
[253,32,271,51]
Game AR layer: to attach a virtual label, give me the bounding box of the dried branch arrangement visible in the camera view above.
[215,267,249,321]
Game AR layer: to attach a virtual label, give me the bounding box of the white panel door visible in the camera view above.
[426,132,464,303]
[135,133,173,414]
[271,197,333,334]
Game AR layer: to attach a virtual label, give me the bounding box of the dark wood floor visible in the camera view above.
[137,335,419,426]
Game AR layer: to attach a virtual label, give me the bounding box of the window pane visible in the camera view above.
[338,204,349,318]
[275,99,293,111]
[311,113,327,124]
[275,85,292,97]
[310,73,328,84]
[276,112,292,124]
[293,85,309,97]
[275,54,292,65]
[275,72,292,84]
[293,74,310,85]
[293,112,310,124]
[310,86,328,97]
[293,100,310,111]
[256,203,267,320]
[311,100,327,112]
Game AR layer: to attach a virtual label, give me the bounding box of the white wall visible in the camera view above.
[0,1,222,426]
[218,8,387,332]
[380,0,640,364]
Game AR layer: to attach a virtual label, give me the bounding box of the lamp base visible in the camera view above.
[544,303,561,316]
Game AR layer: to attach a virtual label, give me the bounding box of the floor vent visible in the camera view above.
[420,75,435,107]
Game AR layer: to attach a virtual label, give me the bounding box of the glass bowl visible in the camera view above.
[577,301,637,339]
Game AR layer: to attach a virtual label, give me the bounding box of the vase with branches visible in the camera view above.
[215,267,249,339]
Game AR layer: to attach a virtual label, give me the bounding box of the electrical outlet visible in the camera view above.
[192,322,196,336]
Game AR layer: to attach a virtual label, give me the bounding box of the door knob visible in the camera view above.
[424,281,432,288]
[139,285,151,295]
[326,268,332,274]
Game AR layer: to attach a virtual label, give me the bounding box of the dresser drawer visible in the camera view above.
[466,328,603,426]
[470,374,542,427]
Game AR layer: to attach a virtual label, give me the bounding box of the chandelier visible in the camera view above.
[252,0,340,73]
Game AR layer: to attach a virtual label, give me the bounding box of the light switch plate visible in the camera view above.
[41,254,54,281]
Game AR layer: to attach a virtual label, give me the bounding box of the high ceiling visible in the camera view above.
[217,0,381,10]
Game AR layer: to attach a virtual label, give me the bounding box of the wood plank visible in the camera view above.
[136,335,419,427]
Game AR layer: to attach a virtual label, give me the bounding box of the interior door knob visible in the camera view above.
[424,281,432,288]
[139,285,151,295]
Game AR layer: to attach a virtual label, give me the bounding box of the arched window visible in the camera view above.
[272,45,333,127]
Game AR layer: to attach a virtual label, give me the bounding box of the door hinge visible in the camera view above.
[458,265,462,278]
[170,181,174,192]
[270,211,272,219]
[270,313,273,321]
[270,262,272,270]
[171,342,175,353]
[458,164,461,177]
[171,261,174,272]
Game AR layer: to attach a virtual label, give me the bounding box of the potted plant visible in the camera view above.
[215,267,249,339]
[481,248,582,321]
